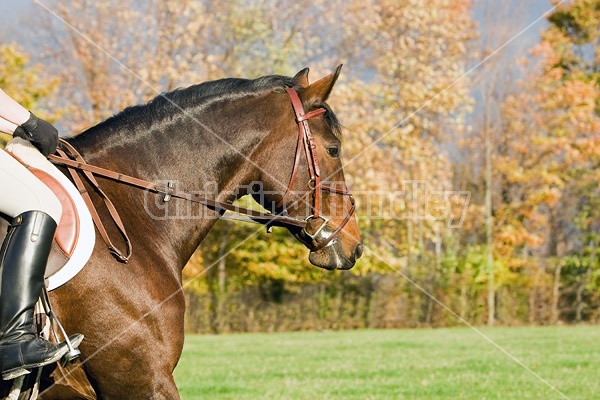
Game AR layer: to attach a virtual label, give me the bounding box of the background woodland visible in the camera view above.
[1,0,598,332]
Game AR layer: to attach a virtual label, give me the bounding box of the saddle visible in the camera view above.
[4,138,95,291]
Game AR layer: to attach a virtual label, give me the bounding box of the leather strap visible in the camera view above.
[282,88,356,251]
[277,88,326,214]
[48,139,308,261]
[55,144,132,262]
[313,184,356,250]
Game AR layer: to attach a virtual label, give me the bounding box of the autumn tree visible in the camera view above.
[500,0,600,323]
[37,0,345,131]
[463,0,548,325]
[332,0,475,323]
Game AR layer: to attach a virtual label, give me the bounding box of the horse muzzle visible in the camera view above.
[298,215,362,270]
[308,240,363,270]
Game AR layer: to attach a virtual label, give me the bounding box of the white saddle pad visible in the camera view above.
[6,138,95,291]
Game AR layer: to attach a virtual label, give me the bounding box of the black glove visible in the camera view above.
[13,112,59,157]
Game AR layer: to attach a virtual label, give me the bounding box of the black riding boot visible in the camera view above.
[0,211,77,380]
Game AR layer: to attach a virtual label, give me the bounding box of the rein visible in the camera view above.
[48,87,355,260]
[48,141,306,262]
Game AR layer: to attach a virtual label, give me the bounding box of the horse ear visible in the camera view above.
[293,68,310,88]
[299,64,342,104]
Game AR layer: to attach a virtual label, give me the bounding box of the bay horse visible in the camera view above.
[0,66,362,398]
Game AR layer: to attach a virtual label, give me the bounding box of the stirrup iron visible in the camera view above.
[40,288,82,367]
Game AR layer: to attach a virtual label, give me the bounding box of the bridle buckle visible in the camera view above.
[303,215,335,248]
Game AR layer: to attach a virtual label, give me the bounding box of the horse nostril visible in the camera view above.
[354,243,364,260]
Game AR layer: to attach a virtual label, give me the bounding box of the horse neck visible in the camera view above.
[70,95,282,269]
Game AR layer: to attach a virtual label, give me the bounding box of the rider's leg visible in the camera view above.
[0,211,71,379]
[0,149,81,380]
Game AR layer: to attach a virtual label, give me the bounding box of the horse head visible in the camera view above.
[254,66,363,270]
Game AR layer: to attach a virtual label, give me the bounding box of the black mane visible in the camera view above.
[149,75,298,116]
[72,73,341,144]
[82,75,297,135]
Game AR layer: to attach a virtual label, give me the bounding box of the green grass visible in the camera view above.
[174,326,600,399]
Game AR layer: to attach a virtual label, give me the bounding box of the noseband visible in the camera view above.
[278,88,356,251]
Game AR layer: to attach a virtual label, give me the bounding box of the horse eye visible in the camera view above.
[326,146,340,158]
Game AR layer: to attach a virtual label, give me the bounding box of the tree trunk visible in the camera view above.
[528,264,542,324]
[575,239,596,322]
[548,209,564,325]
[484,92,495,327]
[575,267,591,322]
[425,224,442,325]
[551,260,562,324]
[208,226,230,333]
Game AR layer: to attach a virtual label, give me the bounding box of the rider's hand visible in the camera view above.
[13,112,59,157]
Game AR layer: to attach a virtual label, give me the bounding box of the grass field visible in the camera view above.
[174,326,600,399]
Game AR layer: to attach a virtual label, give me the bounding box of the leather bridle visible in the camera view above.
[48,87,355,261]
[278,88,356,251]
